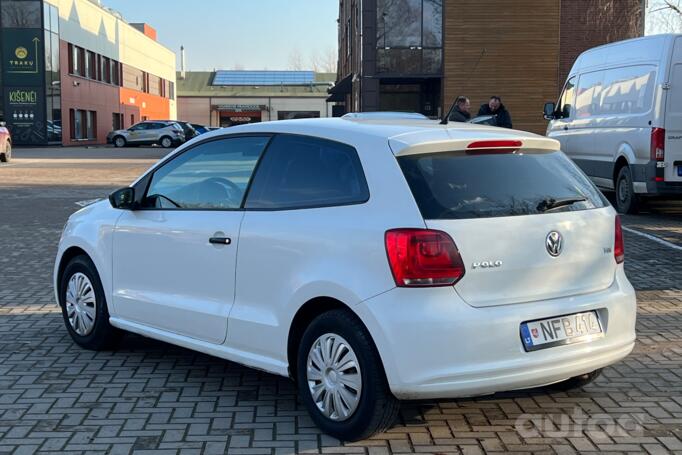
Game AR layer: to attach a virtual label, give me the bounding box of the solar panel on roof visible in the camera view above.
[212,70,315,86]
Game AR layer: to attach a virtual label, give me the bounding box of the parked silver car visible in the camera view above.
[107,121,185,148]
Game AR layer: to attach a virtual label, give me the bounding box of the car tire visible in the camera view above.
[59,255,121,350]
[0,142,10,162]
[547,369,602,391]
[160,136,173,148]
[113,136,126,148]
[296,309,400,441]
[615,165,639,214]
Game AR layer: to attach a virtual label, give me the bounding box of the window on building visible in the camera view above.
[169,81,175,100]
[70,45,85,76]
[86,111,97,139]
[245,135,369,210]
[375,0,443,75]
[130,114,135,126]
[277,111,321,120]
[112,113,123,131]
[85,50,97,79]
[111,60,120,86]
[70,109,82,140]
[1,0,41,28]
[101,56,110,83]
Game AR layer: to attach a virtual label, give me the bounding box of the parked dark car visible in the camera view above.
[190,123,210,135]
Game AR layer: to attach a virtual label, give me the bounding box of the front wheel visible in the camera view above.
[0,142,10,162]
[113,136,126,148]
[59,255,121,350]
[615,165,639,214]
[296,309,400,441]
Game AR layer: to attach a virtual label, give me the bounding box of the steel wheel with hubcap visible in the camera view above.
[65,272,97,336]
[297,309,399,441]
[59,255,121,350]
[307,333,362,421]
[615,165,639,214]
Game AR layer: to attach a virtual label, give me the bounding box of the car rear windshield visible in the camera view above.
[398,150,607,220]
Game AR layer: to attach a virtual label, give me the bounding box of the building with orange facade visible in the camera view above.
[0,0,176,146]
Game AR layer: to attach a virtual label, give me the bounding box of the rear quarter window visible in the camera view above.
[245,134,369,210]
[399,150,607,220]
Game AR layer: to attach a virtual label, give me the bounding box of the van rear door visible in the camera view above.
[665,36,682,182]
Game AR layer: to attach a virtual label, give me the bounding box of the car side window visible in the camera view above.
[245,134,369,210]
[129,123,146,131]
[558,76,576,119]
[144,136,270,210]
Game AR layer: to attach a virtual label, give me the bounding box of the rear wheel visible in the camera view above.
[615,165,639,214]
[160,136,173,148]
[548,369,602,391]
[113,136,126,148]
[59,255,121,350]
[296,309,399,441]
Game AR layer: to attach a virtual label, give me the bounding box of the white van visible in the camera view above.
[544,34,682,213]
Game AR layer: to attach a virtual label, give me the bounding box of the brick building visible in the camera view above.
[331,0,644,134]
[0,0,176,146]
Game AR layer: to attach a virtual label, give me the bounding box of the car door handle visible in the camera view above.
[209,236,231,245]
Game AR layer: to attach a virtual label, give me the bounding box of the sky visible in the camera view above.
[103,0,339,71]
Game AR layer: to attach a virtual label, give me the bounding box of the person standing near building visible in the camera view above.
[448,96,471,122]
[478,96,513,128]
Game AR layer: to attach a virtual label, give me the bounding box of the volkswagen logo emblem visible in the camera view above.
[546,231,563,257]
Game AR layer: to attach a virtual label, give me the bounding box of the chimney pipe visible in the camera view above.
[180,45,186,79]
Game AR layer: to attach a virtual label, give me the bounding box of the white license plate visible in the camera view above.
[520,311,603,352]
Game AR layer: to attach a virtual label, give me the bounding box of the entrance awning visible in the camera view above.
[213,104,267,112]
[326,73,353,102]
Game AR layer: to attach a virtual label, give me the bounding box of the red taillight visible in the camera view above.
[614,216,624,264]
[385,229,465,287]
[651,127,665,161]
[467,140,523,149]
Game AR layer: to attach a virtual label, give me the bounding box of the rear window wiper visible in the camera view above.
[536,196,587,213]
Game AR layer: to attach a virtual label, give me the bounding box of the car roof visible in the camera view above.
[214,117,559,155]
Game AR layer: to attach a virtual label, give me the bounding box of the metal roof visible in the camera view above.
[212,70,316,86]
[176,72,336,98]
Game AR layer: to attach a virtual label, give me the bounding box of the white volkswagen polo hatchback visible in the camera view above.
[54,117,636,440]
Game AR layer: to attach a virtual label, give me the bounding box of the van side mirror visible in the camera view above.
[543,102,556,120]
[109,187,136,210]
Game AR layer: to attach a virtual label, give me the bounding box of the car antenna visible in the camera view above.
[441,48,487,125]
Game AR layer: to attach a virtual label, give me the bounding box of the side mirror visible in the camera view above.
[109,187,136,210]
[543,102,556,120]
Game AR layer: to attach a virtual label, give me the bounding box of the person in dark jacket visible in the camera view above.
[448,96,471,123]
[478,96,513,128]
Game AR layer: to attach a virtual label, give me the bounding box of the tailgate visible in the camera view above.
[427,209,616,307]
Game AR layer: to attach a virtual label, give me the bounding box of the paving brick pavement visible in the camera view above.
[0,149,681,454]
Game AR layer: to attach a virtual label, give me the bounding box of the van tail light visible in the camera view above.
[614,216,625,264]
[651,127,665,161]
[385,229,465,287]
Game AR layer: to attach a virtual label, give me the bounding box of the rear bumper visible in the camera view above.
[356,267,636,400]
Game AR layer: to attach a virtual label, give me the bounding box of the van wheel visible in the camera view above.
[296,309,400,441]
[59,255,121,350]
[547,369,602,391]
[615,166,639,214]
